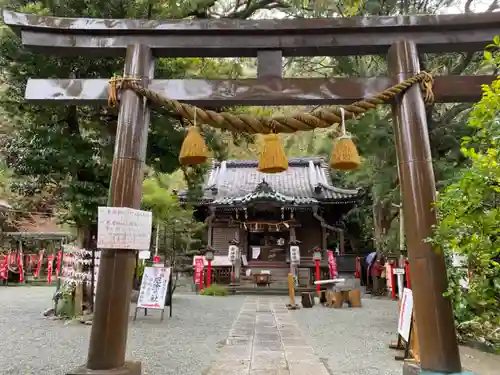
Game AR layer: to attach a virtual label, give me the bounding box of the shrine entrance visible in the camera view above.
[4,8,499,375]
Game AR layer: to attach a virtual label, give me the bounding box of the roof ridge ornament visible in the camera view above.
[253,179,274,194]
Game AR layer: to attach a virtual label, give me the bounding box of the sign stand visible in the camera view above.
[394,315,413,361]
[390,288,414,360]
[133,266,173,322]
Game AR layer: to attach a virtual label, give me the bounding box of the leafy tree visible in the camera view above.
[0,0,253,240]
[272,0,498,253]
[141,173,205,290]
[430,39,500,351]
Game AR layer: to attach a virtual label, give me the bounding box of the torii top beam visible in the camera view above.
[3,10,500,57]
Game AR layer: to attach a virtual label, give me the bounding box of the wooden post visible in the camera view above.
[71,44,153,375]
[388,40,462,373]
[287,273,296,308]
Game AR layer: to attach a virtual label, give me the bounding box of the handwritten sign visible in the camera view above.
[137,266,170,309]
[393,268,405,275]
[398,288,414,342]
[97,207,152,250]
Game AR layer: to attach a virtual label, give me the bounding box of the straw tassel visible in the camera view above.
[178,110,208,166]
[330,108,361,171]
[257,132,288,174]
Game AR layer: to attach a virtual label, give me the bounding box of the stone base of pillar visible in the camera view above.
[403,360,474,375]
[66,361,141,375]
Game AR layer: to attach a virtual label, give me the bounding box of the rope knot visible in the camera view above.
[419,71,434,106]
[107,75,141,108]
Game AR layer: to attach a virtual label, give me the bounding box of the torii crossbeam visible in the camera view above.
[4,9,496,375]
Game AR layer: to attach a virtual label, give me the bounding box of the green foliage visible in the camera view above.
[430,39,500,351]
[0,0,248,229]
[200,284,228,296]
[141,173,205,273]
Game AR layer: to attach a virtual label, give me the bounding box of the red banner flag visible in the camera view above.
[327,250,338,279]
[47,255,54,284]
[9,251,16,265]
[17,253,24,283]
[55,250,62,279]
[34,249,45,278]
[0,255,8,280]
[194,257,204,288]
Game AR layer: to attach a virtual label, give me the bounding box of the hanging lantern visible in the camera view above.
[330,108,361,171]
[290,245,300,264]
[313,248,323,262]
[205,247,215,261]
[257,132,288,174]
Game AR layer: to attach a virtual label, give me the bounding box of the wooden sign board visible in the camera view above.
[97,207,152,250]
[133,266,172,322]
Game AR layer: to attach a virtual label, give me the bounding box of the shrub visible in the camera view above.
[199,284,228,296]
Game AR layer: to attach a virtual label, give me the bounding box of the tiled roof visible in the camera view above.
[203,157,361,206]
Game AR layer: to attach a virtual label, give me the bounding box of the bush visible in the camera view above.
[199,284,228,296]
[430,39,500,352]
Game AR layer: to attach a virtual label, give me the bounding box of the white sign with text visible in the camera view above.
[97,207,152,250]
[137,266,170,310]
[398,288,414,342]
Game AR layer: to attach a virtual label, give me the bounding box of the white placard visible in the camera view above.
[137,266,170,309]
[97,207,153,250]
[139,250,151,260]
[290,245,300,263]
[398,288,414,342]
[393,268,405,275]
[228,245,238,263]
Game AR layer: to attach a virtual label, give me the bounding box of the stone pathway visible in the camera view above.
[207,297,330,375]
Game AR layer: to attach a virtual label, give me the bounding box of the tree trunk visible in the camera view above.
[372,200,385,252]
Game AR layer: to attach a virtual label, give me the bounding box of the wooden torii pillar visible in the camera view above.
[4,9,497,375]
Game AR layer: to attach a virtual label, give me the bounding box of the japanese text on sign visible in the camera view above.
[97,207,153,250]
[137,267,170,309]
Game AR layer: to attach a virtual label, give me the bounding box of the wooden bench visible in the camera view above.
[315,279,362,308]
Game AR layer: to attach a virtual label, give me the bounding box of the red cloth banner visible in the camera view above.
[194,258,204,287]
[47,255,54,284]
[327,250,338,279]
[9,251,16,265]
[17,253,24,283]
[355,256,360,279]
[0,255,8,279]
[55,250,62,279]
[34,249,45,278]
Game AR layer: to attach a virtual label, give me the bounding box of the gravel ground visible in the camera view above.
[293,297,402,375]
[0,286,246,375]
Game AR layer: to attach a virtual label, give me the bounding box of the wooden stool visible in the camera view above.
[301,292,314,308]
[332,291,344,308]
[348,289,362,307]
[319,290,327,304]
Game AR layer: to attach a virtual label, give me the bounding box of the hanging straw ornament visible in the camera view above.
[330,107,361,171]
[257,124,288,174]
[178,109,209,166]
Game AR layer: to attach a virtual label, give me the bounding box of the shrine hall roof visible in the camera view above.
[201,157,361,206]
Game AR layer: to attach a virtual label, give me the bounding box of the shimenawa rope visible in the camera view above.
[108,72,434,134]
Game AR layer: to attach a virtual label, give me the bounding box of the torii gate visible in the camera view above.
[4,9,498,375]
